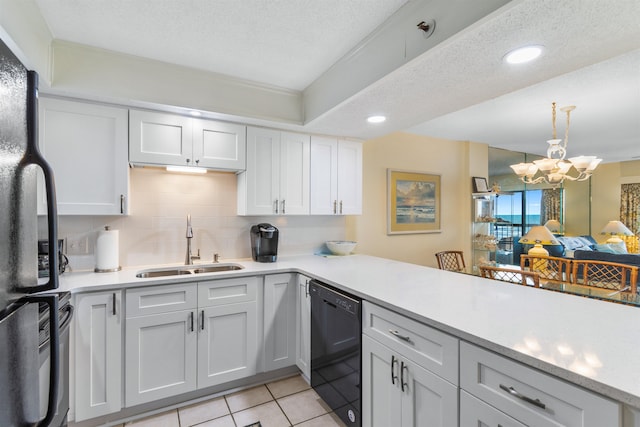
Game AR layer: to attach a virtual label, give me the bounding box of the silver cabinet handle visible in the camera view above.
[499,384,546,409]
[333,200,337,214]
[391,355,398,385]
[282,199,286,214]
[112,293,117,315]
[389,329,411,342]
[400,361,408,392]
[339,200,343,214]
[274,199,279,214]
[190,311,194,332]
[305,279,310,297]
[120,194,125,214]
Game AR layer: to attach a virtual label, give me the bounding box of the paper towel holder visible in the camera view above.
[95,225,122,273]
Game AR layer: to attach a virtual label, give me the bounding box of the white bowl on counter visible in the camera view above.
[325,241,357,255]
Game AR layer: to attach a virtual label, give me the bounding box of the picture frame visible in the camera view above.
[472,176,489,193]
[387,169,441,235]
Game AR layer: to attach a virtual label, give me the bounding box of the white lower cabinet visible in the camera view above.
[74,291,122,421]
[460,390,525,427]
[295,274,311,379]
[197,301,258,388]
[362,335,458,427]
[125,283,198,406]
[460,341,621,426]
[125,310,197,406]
[263,274,297,371]
[361,302,459,427]
[125,278,259,406]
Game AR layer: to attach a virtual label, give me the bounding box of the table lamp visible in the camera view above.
[600,220,633,243]
[544,219,562,234]
[519,226,560,256]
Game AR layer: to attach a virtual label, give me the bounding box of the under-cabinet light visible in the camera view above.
[166,165,207,174]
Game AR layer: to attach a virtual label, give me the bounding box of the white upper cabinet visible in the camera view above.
[129,110,246,171]
[38,97,129,215]
[237,126,310,215]
[310,136,362,215]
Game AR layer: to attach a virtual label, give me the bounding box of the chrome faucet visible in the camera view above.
[185,214,194,265]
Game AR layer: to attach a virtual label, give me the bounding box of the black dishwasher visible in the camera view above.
[310,280,361,427]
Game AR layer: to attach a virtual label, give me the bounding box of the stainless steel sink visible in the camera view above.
[135,263,244,278]
[193,264,244,274]
[135,269,193,278]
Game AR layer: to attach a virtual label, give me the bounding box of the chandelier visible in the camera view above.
[510,102,602,186]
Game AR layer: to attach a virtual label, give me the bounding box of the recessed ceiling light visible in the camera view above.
[367,115,386,124]
[504,45,543,64]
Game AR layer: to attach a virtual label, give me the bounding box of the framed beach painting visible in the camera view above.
[387,169,441,235]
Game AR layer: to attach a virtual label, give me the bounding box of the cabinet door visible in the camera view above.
[197,301,259,389]
[296,274,311,379]
[362,335,403,427]
[38,98,129,215]
[460,390,526,427]
[279,132,310,215]
[192,119,246,171]
[239,127,280,215]
[310,136,339,215]
[264,274,297,371]
[337,140,363,215]
[74,291,122,421]
[400,357,458,427]
[129,109,192,167]
[125,310,197,406]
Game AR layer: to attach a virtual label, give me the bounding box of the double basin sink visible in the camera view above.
[136,263,244,278]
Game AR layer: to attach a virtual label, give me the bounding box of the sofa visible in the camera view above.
[508,234,640,268]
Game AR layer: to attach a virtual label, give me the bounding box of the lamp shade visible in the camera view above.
[519,226,560,246]
[544,220,562,233]
[600,220,633,243]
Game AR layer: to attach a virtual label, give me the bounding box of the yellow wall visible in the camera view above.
[348,131,486,268]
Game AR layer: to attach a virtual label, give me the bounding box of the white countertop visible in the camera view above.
[58,254,640,408]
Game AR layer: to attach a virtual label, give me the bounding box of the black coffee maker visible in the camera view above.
[250,223,279,263]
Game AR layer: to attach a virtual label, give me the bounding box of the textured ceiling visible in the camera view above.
[34,0,640,162]
[35,0,407,91]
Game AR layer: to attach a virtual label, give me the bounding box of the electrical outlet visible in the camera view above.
[66,236,89,255]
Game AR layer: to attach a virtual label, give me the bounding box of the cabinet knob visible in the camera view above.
[186,158,191,164]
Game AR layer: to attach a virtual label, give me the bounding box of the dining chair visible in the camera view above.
[479,265,540,287]
[520,255,572,284]
[571,259,638,294]
[435,251,466,273]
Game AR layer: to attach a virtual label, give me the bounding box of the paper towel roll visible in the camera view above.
[95,227,121,272]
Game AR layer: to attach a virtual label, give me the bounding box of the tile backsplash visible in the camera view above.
[40,167,346,271]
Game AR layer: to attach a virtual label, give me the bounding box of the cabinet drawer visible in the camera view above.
[460,342,621,427]
[461,390,525,427]
[126,283,197,317]
[198,276,259,307]
[362,301,458,384]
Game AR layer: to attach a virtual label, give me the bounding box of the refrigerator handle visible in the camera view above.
[28,294,60,427]
[22,71,59,293]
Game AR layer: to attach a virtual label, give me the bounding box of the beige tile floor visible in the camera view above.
[121,375,347,427]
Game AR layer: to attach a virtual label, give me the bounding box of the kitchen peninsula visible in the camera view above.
[62,254,640,426]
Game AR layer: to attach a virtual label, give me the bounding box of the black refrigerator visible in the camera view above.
[0,36,63,426]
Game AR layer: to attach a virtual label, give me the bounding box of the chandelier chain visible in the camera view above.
[563,106,571,150]
[551,102,557,139]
